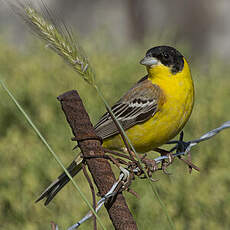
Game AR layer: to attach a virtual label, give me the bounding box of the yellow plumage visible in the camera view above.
[102,57,194,152]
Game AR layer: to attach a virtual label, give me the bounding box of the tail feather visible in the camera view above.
[35,155,83,206]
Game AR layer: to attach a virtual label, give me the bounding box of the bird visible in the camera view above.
[36,45,194,205]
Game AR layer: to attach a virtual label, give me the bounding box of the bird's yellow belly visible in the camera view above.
[102,79,194,153]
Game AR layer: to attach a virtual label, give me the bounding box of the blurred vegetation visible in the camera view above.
[0,35,230,230]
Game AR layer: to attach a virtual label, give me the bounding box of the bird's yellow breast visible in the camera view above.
[103,58,194,153]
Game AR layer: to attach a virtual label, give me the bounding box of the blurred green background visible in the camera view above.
[1,1,230,230]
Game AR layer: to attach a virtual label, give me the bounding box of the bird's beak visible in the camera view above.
[140,56,158,67]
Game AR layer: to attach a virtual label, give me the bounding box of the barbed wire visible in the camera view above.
[65,121,230,229]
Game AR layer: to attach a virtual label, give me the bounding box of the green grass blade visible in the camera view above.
[0,79,106,230]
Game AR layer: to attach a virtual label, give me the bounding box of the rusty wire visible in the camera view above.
[69,120,230,229]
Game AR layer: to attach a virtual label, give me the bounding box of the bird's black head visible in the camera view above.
[141,46,184,74]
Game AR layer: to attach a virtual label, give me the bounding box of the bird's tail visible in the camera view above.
[35,155,83,206]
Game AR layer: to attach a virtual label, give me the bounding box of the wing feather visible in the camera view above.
[94,78,164,140]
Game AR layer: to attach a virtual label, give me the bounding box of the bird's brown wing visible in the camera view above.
[94,77,165,139]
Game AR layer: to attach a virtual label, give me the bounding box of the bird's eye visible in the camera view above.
[163,53,169,59]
